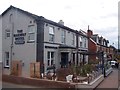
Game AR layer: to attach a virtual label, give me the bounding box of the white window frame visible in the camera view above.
[61,30,66,44]
[49,26,54,42]
[5,29,10,38]
[79,37,83,47]
[47,51,55,66]
[28,25,35,42]
[72,33,75,45]
[84,38,87,48]
[4,52,10,68]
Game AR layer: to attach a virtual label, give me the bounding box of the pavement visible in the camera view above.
[95,68,119,89]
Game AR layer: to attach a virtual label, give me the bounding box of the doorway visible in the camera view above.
[73,53,75,65]
[61,52,69,68]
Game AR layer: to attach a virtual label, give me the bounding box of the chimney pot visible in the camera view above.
[87,30,93,37]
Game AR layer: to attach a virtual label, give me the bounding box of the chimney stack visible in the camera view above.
[87,25,93,37]
[58,20,64,25]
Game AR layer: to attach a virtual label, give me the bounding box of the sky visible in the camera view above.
[0,0,119,48]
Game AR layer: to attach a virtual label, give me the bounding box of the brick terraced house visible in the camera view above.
[87,29,115,63]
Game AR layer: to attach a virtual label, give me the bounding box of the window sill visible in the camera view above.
[49,41,54,43]
[27,40,35,43]
[47,66,55,70]
[4,66,10,69]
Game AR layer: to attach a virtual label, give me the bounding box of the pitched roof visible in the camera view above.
[1,5,78,33]
[78,30,88,38]
[90,38,97,45]
[1,5,41,19]
[1,5,91,37]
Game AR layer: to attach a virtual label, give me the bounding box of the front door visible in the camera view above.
[73,53,75,65]
[61,52,68,68]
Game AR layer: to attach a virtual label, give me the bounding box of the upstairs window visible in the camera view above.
[79,37,83,47]
[5,29,10,38]
[84,38,87,48]
[61,30,66,44]
[72,33,75,45]
[28,25,35,42]
[49,26,54,42]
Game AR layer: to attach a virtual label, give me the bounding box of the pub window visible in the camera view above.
[84,38,87,48]
[80,37,83,47]
[47,51,54,66]
[49,26,54,42]
[61,30,66,44]
[5,29,10,38]
[72,33,75,45]
[4,52,10,68]
[28,25,35,42]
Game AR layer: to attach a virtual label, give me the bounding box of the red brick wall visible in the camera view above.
[88,38,97,61]
[2,74,75,88]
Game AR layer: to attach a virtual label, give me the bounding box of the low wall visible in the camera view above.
[2,73,106,89]
[105,67,113,77]
[2,74,75,88]
[75,75,104,89]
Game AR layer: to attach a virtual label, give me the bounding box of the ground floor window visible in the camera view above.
[47,51,54,66]
[4,52,10,68]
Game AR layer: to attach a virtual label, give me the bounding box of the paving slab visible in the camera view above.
[96,69,118,89]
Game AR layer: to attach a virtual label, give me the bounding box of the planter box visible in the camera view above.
[105,67,113,77]
[30,62,40,78]
[75,75,104,89]
[10,60,22,76]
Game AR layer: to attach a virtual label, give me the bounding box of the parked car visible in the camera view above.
[110,61,118,68]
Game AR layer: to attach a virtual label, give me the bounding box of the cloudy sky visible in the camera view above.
[0,0,119,48]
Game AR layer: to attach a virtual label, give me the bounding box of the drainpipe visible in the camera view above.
[10,22,14,72]
[76,31,79,66]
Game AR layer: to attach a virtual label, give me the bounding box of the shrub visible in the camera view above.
[89,59,99,64]
[79,64,93,77]
[70,64,95,77]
